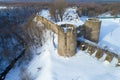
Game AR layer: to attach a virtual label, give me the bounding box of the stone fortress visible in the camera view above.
[34,14,120,67]
[35,15,77,57]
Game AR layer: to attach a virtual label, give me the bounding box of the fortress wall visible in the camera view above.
[105,52,114,62]
[84,18,101,43]
[35,15,58,34]
[34,15,120,66]
[34,15,77,57]
[87,45,95,55]
[79,40,120,66]
[95,48,104,59]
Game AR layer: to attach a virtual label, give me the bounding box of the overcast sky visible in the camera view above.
[0,0,120,2]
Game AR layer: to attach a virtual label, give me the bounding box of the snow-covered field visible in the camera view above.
[98,18,120,55]
[5,8,120,80]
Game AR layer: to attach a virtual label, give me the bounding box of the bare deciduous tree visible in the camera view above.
[50,0,67,22]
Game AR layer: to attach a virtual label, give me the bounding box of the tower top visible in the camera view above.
[84,18,101,43]
[58,23,76,33]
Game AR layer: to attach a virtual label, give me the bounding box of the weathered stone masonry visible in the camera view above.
[84,18,101,43]
[58,25,77,57]
[35,15,76,57]
[35,15,58,34]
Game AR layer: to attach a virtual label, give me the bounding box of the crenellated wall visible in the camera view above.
[78,39,120,66]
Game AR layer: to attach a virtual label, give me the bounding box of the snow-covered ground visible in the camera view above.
[0,6,7,9]
[27,29,120,80]
[25,32,120,80]
[0,6,14,9]
[6,27,120,80]
[98,18,120,55]
[5,8,120,80]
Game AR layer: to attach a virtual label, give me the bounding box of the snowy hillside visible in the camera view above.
[6,25,120,80]
[25,30,120,80]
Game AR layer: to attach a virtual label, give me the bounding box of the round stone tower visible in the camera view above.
[84,18,101,43]
[58,24,77,57]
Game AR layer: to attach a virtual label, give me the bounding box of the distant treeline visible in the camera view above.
[0,1,120,17]
[0,2,51,7]
[70,2,120,16]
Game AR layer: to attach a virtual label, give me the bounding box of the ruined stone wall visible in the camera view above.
[35,15,77,57]
[35,15,59,34]
[84,18,101,43]
[78,40,120,66]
